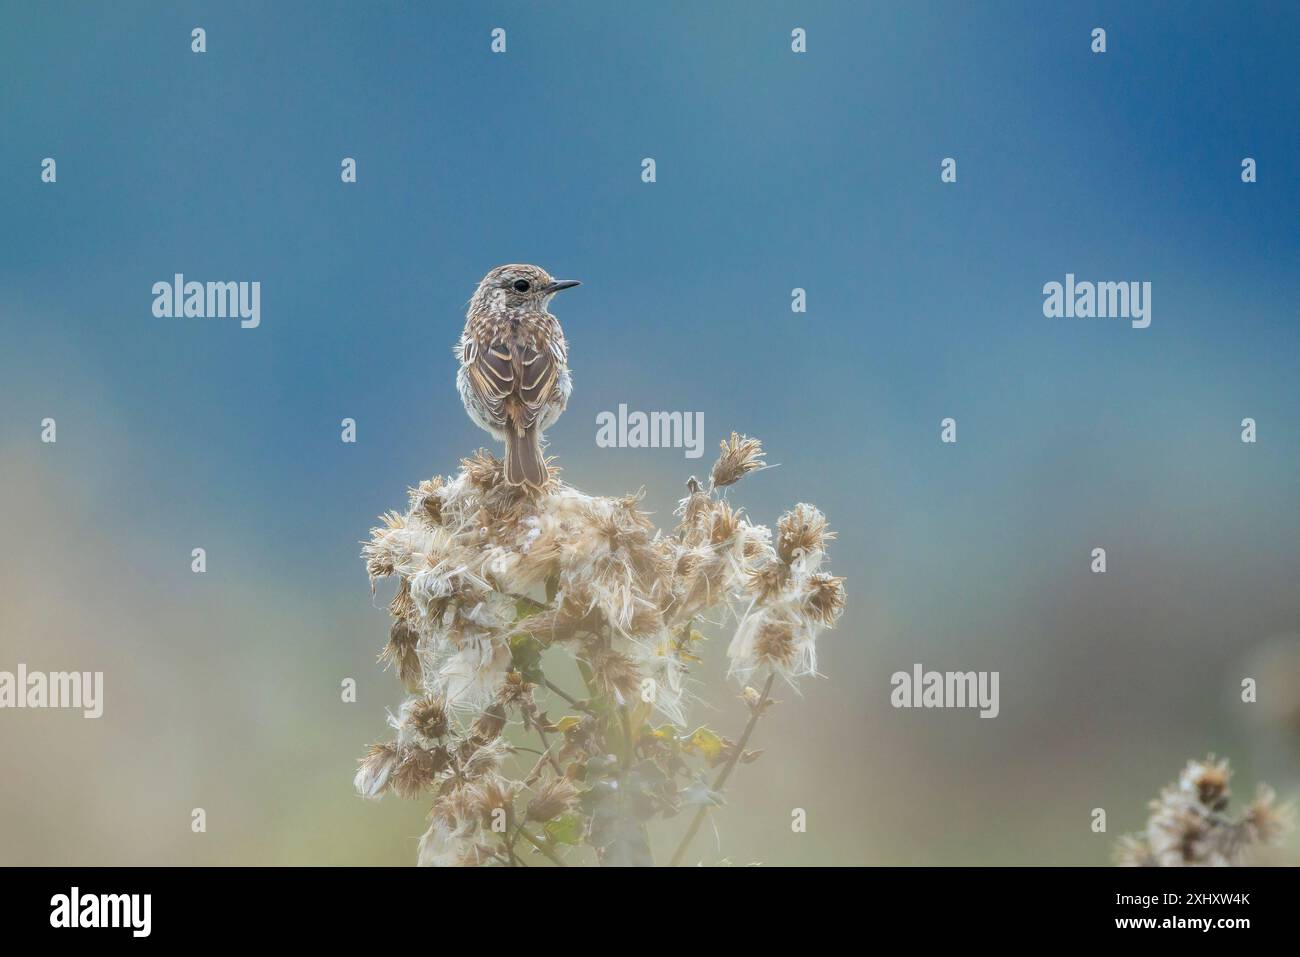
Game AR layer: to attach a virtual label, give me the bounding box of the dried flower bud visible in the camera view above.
[355,742,399,800]
[408,694,450,740]
[391,746,448,798]
[739,686,775,715]
[379,621,422,693]
[466,774,517,825]
[745,561,789,603]
[707,500,741,544]
[496,670,535,707]
[803,573,846,624]
[526,777,581,822]
[711,433,765,488]
[1117,755,1294,866]
[777,503,833,565]
[408,477,444,525]
[753,620,797,668]
[676,488,712,544]
[1242,785,1294,846]
[388,580,416,623]
[472,701,508,740]
[589,647,642,703]
[462,449,504,489]
[1179,756,1231,811]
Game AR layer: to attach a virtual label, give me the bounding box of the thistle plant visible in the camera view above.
[1115,756,1293,866]
[356,434,845,866]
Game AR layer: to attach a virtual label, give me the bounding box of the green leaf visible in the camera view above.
[514,598,544,620]
[508,632,545,681]
[650,724,680,745]
[544,813,584,846]
[684,726,725,761]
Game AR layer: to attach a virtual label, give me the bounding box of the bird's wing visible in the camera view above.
[463,328,561,432]
[514,340,559,429]
[462,335,512,424]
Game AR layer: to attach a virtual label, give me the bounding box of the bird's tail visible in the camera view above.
[505,424,546,489]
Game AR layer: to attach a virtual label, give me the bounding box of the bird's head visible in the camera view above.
[469,264,581,318]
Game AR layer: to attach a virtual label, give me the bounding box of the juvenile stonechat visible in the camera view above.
[455,264,579,489]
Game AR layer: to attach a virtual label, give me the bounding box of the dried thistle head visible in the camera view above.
[391,745,449,799]
[777,503,833,565]
[1241,785,1294,846]
[711,433,765,488]
[675,486,714,544]
[753,619,797,669]
[462,448,504,490]
[359,432,845,865]
[408,477,444,526]
[355,742,399,800]
[558,581,598,622]
[624,599,665,639]
[1179,755,1231,811]
[452,735,512,784]
[588,646,642,703]
[428,783,469,826]
[1118,754,1294,866]
[707,500,742,544]
[408,694,450,740]
[379,621,422,693]
[388,579,417,625]
[526,777,581,822]
[363,510,407,581]
[472,701,509,740]
[802,573,846,624]
[496,670,535,708]
[745,560,789,604]
[465,774,517,826]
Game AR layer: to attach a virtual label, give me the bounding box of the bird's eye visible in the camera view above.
[512,279,531,293]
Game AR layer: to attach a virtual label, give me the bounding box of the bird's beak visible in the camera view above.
[542,279,581,294]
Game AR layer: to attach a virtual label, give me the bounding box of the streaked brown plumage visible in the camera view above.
[456,265,579,489]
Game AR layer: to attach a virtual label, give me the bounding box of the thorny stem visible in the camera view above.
[667,671,776,867]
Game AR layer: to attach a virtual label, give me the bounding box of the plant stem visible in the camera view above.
[531,719,564,776]
[504,822,530,866]
[517,827,567,866]
[543,678,591,712]
[667,671,775,867]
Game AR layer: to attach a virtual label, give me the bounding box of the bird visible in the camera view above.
[456,264,580,489]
